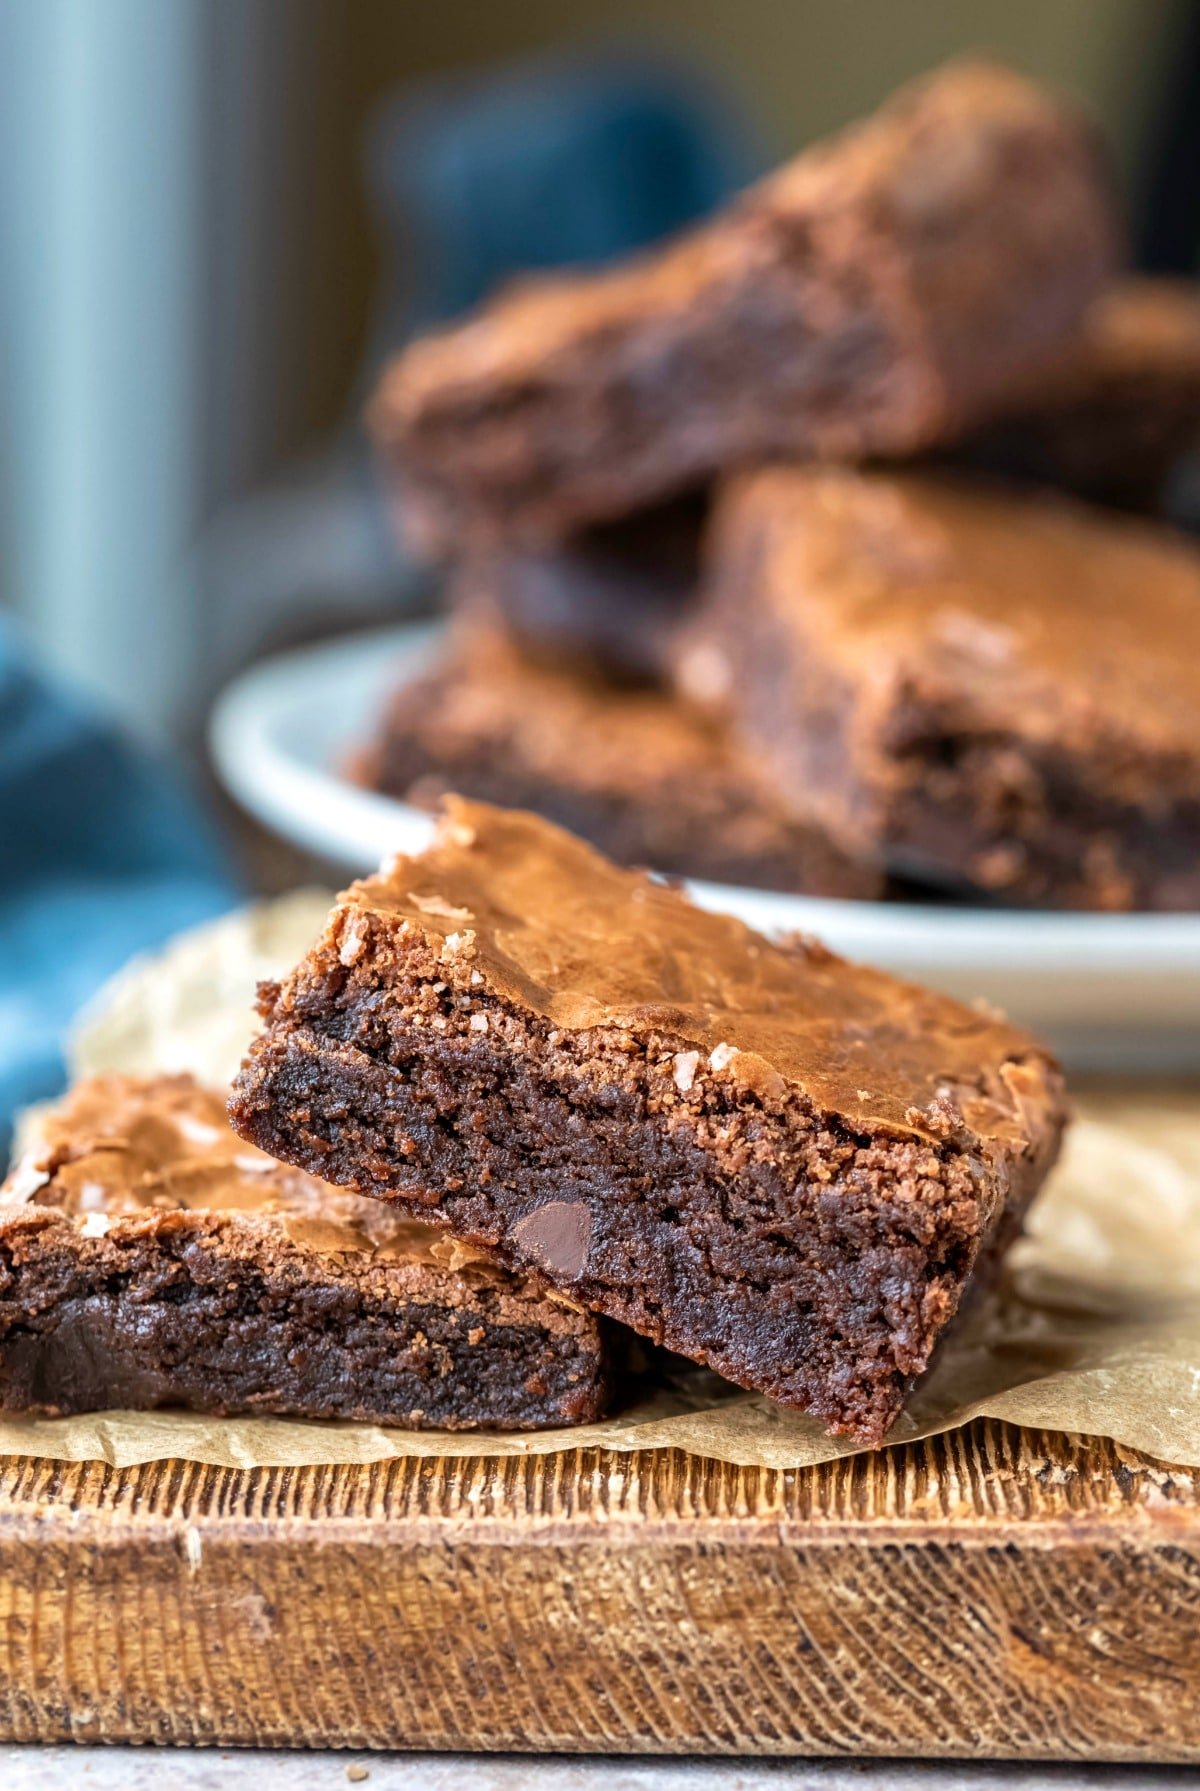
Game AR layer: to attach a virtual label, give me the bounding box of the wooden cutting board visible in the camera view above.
[1,1419,1197,1759]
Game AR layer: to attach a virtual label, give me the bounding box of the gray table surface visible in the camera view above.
[3,1753,1196,1788]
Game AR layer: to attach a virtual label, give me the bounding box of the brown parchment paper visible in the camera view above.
[2,898,1197,1470]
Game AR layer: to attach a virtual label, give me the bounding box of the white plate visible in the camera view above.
[209,623,1200,1071]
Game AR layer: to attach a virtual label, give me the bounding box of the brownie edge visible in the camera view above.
[229,800,1067,1444]
[0,1073,612,1428]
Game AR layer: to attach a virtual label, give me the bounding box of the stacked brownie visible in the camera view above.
[227,800,1068,1444]
[943,278,1200,511]
[0,808,1069,1444]
[372,59,1116,548]
[358,53,1200,913]
[683,468,1200,909]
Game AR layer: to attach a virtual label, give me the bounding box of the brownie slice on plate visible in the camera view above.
[371,59,1117,549]
[0,1073,611,1427]
[349,629,881,899]
[229,800,1067,1444]
[686,466,1200,910]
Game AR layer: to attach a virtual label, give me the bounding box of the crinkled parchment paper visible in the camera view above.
[1,897,1197,1469]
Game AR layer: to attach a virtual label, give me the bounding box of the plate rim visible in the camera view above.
[208,620,1200,976]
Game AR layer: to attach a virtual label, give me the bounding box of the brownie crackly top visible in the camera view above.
[314,800,1056,1156]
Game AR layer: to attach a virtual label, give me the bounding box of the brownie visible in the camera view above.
[371,59,1117,550]
[348,629,881,899]
[448,495,705,684]
[0,1073,611,1427]
[685,466,1200,910]
[228,800,1067,1444]
[946,279,1200,510]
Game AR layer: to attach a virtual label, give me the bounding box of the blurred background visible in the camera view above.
[1,0,1198,752]
[3,0,1200,1129]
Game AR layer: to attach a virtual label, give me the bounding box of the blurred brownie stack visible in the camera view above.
[361,58,1200,910]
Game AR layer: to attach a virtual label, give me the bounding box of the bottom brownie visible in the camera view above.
[350,629,882,899]
[0,1074,611,1427]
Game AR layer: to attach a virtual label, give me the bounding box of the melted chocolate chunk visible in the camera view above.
[512,1202,594,1281]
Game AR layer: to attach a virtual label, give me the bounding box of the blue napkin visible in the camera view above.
[0,618,239,1151]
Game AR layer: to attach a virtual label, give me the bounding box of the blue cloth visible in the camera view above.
[0,618,239,1150]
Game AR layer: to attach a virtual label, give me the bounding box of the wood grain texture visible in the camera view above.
[1,1421,1198,1758]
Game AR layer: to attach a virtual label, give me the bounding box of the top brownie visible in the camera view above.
[372,59,1117,549]
[229,801,1066,1443]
